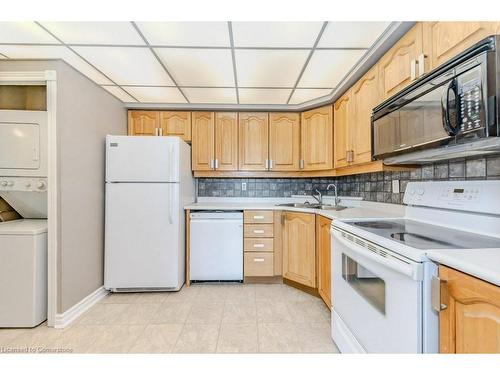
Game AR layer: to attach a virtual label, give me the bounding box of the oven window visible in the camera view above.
[342,253,386,315]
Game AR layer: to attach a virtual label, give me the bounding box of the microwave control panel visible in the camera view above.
[457,66,484,132]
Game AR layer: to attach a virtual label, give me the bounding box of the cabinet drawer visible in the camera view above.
[244,210,274,224]
[244,224,274,238]
[244,238,274,252]
[244,252,274,277]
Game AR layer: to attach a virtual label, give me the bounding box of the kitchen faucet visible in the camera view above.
[312,189,322,204]
[326,183,340,206]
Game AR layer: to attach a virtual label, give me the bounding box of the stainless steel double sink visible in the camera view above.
[275,202,347,211]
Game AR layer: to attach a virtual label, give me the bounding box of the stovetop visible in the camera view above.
[348,219,500,250]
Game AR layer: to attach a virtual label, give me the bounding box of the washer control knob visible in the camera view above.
[0,181,7,187]
[417,188,425,196]
[26,182,32,188]
[7,181,14,186]
[37,180,46,190]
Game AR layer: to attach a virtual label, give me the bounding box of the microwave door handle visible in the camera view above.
[441,79,459,136]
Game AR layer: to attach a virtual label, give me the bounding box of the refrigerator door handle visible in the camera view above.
[168,184,174,225]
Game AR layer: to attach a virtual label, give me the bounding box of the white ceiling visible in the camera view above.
[0,21,391,106]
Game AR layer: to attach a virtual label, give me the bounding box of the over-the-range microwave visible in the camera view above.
[372,35,500,164]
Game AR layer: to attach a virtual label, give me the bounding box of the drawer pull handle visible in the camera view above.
[253,244,265,248]
[253,258,265,262]
[253,215,265,219]
[253,230,265,234]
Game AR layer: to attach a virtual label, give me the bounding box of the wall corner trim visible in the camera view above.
[53,287,109,329]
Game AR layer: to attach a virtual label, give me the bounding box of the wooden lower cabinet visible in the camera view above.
[243,210,281,279]
[439,265,500,353]
[316,215,332,309]
[282,211,316,288]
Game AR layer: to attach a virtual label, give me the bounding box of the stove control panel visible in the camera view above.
[0,177,48,192]
[404,180,500,215]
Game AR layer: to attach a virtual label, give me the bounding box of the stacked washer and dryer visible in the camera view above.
[0,109,48,327]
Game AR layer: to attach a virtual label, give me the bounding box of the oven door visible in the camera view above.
[0,110,47,177]
[331,227,424,353]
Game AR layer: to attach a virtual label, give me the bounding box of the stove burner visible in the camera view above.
[353,221,400,229]
[391,232,455,247]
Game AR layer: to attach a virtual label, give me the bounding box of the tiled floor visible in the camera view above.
[0,283,339,354]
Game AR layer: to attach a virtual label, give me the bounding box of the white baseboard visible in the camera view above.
[53,286,109,329]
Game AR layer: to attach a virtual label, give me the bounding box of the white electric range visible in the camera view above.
[330,180,500,353]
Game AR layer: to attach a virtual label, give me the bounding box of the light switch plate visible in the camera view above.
[242,182,247,191]
[392,179,400,194]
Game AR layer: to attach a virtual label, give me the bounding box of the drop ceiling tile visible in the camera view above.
[135,22,230,47]
[289,88,332,105]
[235,49,309,87]
[0,22,59,44]
[72,46,174,86]
[123,86,186,103]
[183,88,237,104]
[40,22,145,45]
[239,88,291,105]
[101,85,137,102]
[318,22,390,48]
[0,45,113,85]
[155,48,234,87]
[298,49,366,88]
[232,22,323,48]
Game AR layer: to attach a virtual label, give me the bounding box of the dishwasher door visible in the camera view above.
[190,211,243,281]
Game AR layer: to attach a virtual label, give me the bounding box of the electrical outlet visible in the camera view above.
[241,182,247,191]
[392,179,400,194]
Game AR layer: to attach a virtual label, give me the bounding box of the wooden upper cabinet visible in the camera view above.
[423,22,500,71]
[159,111,192,141]
[379,23,424,100]
[269,113,300,171]
[333,92,351,169]
[238,112,269,171]
[283,212,316,288]
[300,105,333,171]
[215,112,238,171]
[128,110,159,136]
[351,65,379,165]
[316,215,332,309]
[191,112,215,171]
[439,266,500,354]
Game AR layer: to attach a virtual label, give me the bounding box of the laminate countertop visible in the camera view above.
[184,197,404,221]
[426,249,500,287]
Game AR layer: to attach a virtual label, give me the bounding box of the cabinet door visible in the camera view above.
[300,105,333,171]
[238,112,269,171]
[215,112,238,171]
[316,215,332,309]
[128,111,159,136]
[283,212,316,288]
[159,111,192,142]
[423,22,500,71]
[351,66,379,165]
[191,112,215,171]
[333,92,350,168]
[379,23,423,100]
[439,266,500,353]
[269,112,300,171]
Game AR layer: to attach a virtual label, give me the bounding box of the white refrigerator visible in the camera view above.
[104,135,194,291]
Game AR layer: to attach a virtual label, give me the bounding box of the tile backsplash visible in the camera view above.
[197,155,500,204]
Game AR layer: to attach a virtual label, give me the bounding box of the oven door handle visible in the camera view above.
[333,230,422,280]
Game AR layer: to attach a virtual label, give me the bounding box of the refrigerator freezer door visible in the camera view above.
[106,135,180,182]
[105,182,181,289]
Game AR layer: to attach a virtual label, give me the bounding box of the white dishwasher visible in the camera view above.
[190,211,243,282]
